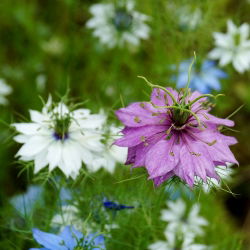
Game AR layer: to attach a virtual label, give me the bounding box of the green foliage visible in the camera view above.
[0,0,249,249]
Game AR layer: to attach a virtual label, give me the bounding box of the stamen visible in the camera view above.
[134,116,141,123]
[140,103,146,108]
[190,152,201,156]
[206,140,217,146]
[140,136,146,142]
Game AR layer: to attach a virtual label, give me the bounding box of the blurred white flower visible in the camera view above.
[87,124,127,174]
[161,199,208,236]
[195,163,234,193]
[86,0,150,48]
[51,204,82,231]
[36,74,47,92]
[167,3,202,31]
[209,20,250,73]
[13,96,106,179]
[148,230,209,250]
[0,78,12,105]
[41,37,64,55]
[178,7,202,31]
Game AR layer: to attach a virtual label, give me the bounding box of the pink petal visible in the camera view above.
[145,136,180,178]
[115,102,170,127]
[114,125,166,147]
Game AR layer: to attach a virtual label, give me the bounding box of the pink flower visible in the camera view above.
[114,86,238,187]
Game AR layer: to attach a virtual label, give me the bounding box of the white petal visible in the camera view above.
[12,123,41,135]
[29,110,46,123]
[61,141,82,177]
[16,135,52,158]
[13,134,29,143]
[34,150,48,173]
[219,51,233,66]
[227,20,237,34]
[47,141,63,170]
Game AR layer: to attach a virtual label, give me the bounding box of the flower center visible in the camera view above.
[171,108,190,128]
[233,32,241,46]
[113,9,133,31]
[53,115,71,141]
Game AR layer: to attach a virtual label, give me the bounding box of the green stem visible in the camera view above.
[182,52,196,103]
[187,94,224,107]
[138,76,178,105]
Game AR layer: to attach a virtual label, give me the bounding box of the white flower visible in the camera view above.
[51,204,82,231]
[0,78,12,105]
[36,74,47,92]
[87,124,127,174]
[41,36,64,55]
[13,96,106,179]
[148,231,209,250]
[195,163,234,193]
[177,7,202,31]
[161,199,208,236]
[209,20,250,73]
[86,0,150,48]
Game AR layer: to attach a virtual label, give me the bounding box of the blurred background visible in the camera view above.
[1,0,250,249]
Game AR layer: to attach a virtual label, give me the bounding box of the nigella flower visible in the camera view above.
[0,78,12,105]
[88,125,128,173]
[209,20,250,73]
[13,96,106,179]
[167,3,202,31]
[148,230,209,250]
[103,198,134,211]
[86,0,150,48]
[30,226,105,250]
[165,183,194,201]
[114,77,238,187]
[178,7,202,31]
[10,185,43,217]
[161,199,208,236]
[176,60,227,93]
[51,205,83,231]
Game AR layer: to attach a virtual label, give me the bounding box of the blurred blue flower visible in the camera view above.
[175,60,227,93]
[10,185,43,217]
[165,183,194,201]
[30,226,105,250]
[103,198,134,211]
[59,187,73,205]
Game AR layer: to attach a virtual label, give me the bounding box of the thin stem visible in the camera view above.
[182,52,196,103]
[187,94,224,107]
[138,76,178,105]
[226,104,244,119]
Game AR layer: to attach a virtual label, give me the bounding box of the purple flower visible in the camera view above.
[30,226,105,250]
[114,85,238,187]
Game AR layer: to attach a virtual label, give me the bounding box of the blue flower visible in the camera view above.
[30,226,105,250]
[103,199,134,211]
[59,187,73,205]
[165,183,194,201]
[175,60,227,93]
[10,185,43,217]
